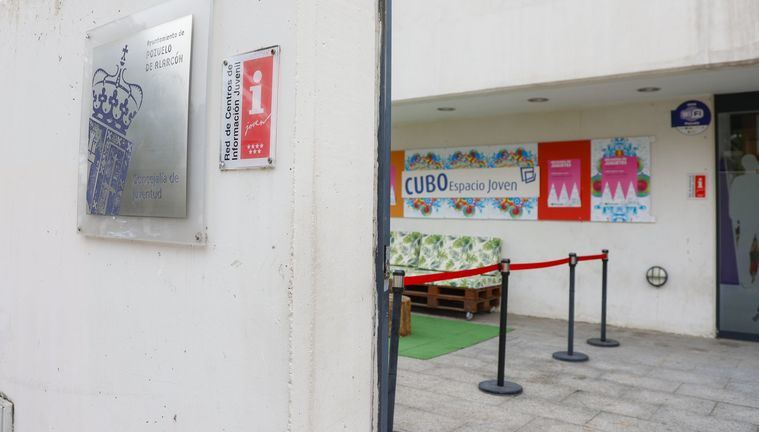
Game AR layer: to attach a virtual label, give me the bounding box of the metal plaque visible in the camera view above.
[86,15,192,218]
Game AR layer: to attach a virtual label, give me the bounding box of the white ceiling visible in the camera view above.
[392,63,759,125]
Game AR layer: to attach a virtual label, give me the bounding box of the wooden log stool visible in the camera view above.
[389,294,412,337]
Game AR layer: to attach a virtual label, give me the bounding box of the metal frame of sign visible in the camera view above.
[687,172,708,200]
[219,46,280,170]
[76,0,212,245]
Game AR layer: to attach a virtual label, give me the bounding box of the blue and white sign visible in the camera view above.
[402,167,540,199]
[671,100,711,135]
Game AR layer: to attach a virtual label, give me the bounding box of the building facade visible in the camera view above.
[391,0,759,339]
[0,0,380,431]
[2,1,759,431]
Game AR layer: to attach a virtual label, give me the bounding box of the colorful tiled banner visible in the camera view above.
[390,136,652,222]
[401,144,539,220]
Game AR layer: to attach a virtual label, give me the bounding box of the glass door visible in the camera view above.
[717,92,759,340]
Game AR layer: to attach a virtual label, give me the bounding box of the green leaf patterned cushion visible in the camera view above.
[416,234,448,271]
[431,274,501,289]
[388,231,423,267]
[389,265,437,277]
[472,237,502,277]
[418,234,501,274]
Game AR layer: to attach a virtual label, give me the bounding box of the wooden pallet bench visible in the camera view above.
[389,231,504,319]
[403,284,501,318]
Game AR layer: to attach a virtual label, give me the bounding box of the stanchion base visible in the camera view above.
[587,337,620,347]
[552,351,589,362]
[478,379,523,395]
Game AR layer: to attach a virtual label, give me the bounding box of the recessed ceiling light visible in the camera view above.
[527,97,549,103]
[437,107,456,112]
[637,86,661,93]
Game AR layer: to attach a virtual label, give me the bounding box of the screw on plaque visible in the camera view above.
[223,59,228,66]
[77,226,82,232]
[85,33,91,39]
[267,158,273,165]
[219,161,226,169]
[270,48,276,55]
[195,232,203,242]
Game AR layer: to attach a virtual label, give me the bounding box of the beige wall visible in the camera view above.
[394,0,759,100]
[392,97,716,336]
[0,1,379,431]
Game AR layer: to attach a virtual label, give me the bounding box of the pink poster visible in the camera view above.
[590,137,652,223]
[601,156,638,200]
[548,159,581,207]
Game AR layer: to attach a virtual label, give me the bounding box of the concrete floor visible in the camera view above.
[394,313,759,432]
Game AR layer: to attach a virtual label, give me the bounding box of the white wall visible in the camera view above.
[0,1,378,431]
[394,0,759,101]
[392,97,716,337]
[289,1,379,430]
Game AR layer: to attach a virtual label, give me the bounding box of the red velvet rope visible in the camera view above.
[400,253,607,286]
[511,257,570,270]
[404,263,499,285]
[577,253,607,262]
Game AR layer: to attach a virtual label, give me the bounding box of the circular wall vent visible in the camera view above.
[646,266,668,288]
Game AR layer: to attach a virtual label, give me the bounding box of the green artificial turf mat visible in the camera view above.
[397,314,509,360]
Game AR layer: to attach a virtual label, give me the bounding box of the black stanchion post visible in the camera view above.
[588,249,620,347]
[387,270,404,432]
[478,259,523,395]
[553,253,589,362]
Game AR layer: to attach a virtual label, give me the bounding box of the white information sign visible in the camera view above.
[220,46,280,170]
[687,173,707,199]
[402,167,540,199]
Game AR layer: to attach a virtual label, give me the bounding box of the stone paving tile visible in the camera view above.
[396,314,759,432]
[433,373,513,407]
[651,406,757,432]
[561,390,659,419]
[430,352,493,371]
[501,396,599,425]
[587,411,678,432]
[579,358,655,376]
[621,387,716,415]
[508,352,564,368]
[431,366,492,384]
[516,417,601,431]
[518,380,577,402]
[399,355,438,373]
[600,371,681,393]
[503,364,558,383]
[726,381,759,399]
[537,360,606,379]
[646,366,730,387]
[728,368,759,385]
[451,421,525,432]
[442,399,534,429]
[397,368,452,391]
[396,384,460,412]
[394,404,464,432]
[713,402,759,426]
[691,364,759,385]
[663,353,742,370]
[677,383,759,408]
[553,374,634,398]
[739,358,759,370]
[452,407,533,432]
[398,384,535,430]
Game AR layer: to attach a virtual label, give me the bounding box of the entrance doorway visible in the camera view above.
[717,91,759,340]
